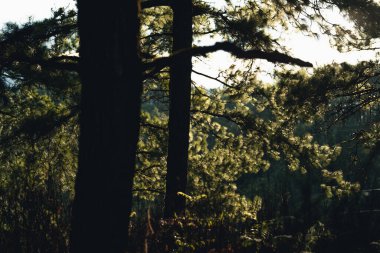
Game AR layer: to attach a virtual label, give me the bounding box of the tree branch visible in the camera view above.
[192,69,234,88]
[141,0,208,17]
[141,0,172,9]
[14,55,79,72]
[145,42,313,75]
[132,188,165,194]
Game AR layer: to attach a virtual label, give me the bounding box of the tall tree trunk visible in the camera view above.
[70,1,142,252]
[164,0,193,218]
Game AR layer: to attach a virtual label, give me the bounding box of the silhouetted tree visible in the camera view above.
[164,0,193,218]
[70,1,142,252]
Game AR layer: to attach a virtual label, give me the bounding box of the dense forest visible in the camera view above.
[0,0,380,252]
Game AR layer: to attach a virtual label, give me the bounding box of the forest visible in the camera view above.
[0,0,380,252]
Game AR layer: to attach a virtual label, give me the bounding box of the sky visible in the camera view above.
[0,0,75,26]
[0,0,378,88]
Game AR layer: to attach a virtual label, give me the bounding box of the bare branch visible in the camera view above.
[192,69,234,88]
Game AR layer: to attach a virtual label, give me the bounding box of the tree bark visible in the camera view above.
[164,0,193,218]
[70,1,142,252]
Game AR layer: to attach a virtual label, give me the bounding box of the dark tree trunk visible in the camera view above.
[70,1,142,252]
[164,0,193,218]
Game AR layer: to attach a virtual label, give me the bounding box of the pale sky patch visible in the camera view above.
[0,0,75,27]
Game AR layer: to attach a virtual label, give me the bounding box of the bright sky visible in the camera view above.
[193,28,379,87]
[0,0,378,88]
[0,0,75,26]
[193,3,380,87]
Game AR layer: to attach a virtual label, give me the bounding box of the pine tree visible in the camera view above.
[70,1,142,252]
[164,0,194,218]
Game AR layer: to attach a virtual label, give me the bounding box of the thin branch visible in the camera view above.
[132,188,165,194]
[141,122,166,131]
[141,32,172,40]
[136,164,162,173]
[192,69,233,88]
[50,55,79,62]
[141,0,172,9]
[1,53,79,72]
